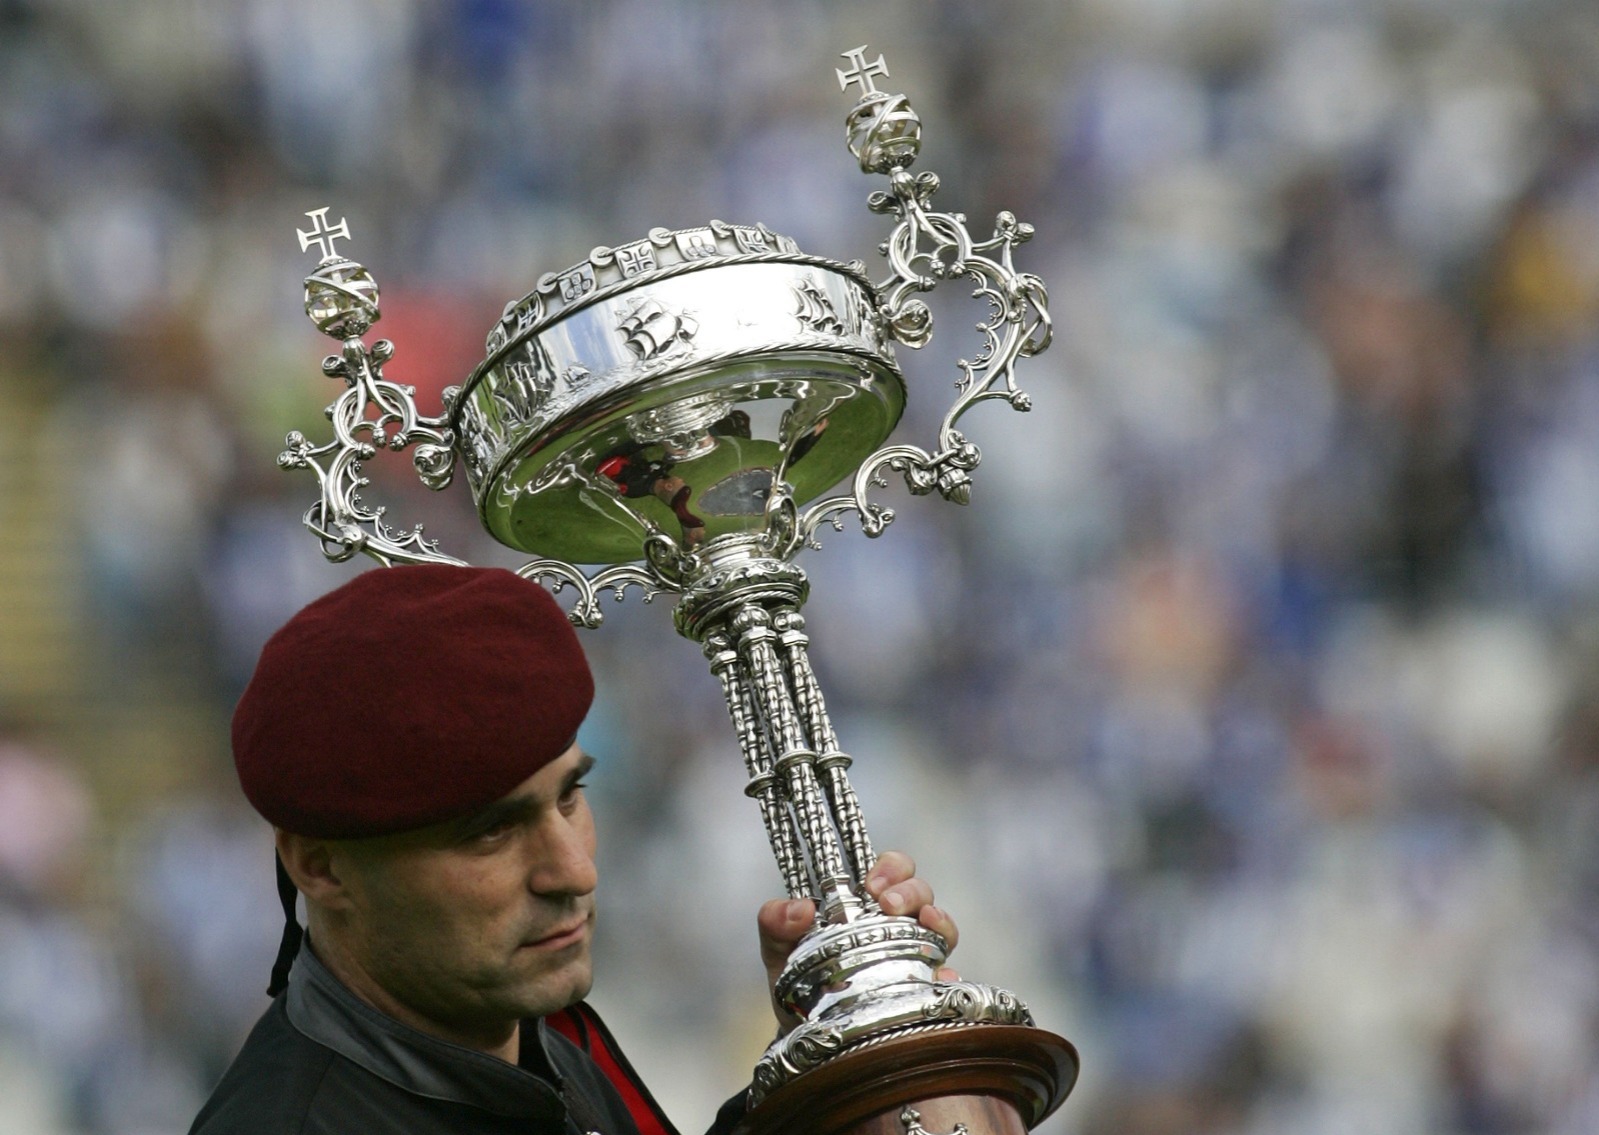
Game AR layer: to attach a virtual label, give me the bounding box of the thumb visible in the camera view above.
[757,898,816,975]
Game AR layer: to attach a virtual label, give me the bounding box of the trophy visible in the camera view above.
[282,47,1078,1135]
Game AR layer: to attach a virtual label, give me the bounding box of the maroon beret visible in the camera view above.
[233,565,593,839]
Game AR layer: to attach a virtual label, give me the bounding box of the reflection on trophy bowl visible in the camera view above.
[451,222,906,563]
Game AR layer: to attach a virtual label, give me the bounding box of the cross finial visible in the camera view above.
[836,45,889,98]
[297,207,352,261]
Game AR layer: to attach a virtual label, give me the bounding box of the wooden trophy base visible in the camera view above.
[737,1025,1079,1135]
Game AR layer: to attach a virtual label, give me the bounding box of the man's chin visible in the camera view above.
[510,957,594,1018]
[560,966,596,1009]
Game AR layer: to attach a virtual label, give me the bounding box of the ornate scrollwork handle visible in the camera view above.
[283,208,679,624]
[782,49,1053,555]
[281,211,463,567]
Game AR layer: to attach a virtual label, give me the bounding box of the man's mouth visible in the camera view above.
[523,918,589,951]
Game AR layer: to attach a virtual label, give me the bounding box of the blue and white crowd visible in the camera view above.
[1,1,1598,1132]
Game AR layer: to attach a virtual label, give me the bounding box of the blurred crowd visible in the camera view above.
[2,0,1599,1132]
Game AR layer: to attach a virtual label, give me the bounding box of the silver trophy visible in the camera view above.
[283,47,1078,1135]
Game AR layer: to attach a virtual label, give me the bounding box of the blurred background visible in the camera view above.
[1,0,1598,1131]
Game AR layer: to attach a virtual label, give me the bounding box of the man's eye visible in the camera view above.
[472,820,517,845]
[559,781,589,810]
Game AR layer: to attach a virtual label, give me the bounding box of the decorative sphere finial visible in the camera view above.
[297,207,381,339]
[836,47,922,174]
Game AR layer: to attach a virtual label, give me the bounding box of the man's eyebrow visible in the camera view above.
[450,754,596,841]
[452,795,538,840]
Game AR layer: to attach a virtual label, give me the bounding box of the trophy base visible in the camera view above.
[736,1024,1078,1135]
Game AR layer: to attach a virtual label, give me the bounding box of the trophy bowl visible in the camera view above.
[282,46,1077,1135]
[453,226,904,563]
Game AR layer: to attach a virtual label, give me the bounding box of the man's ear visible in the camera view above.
[274,829,351,911]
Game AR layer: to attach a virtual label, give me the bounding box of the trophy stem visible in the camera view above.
[676,535,948,949]
[731,603,862,925]
[704,630,812,902]
[679,539,878,923]
[774,610,877,890]
[674,539,1073,1116]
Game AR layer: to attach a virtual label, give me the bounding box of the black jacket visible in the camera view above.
[190,947,745,1135]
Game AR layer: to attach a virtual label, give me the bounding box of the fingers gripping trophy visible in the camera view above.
[282,47,1078,1135]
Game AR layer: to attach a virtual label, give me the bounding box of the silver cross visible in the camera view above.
[297,207,352,260]
[836,45,889,97]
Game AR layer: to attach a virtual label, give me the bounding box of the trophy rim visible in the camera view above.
[450,234,877,432]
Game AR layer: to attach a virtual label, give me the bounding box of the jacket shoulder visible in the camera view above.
[191,1000,561,1135]
[189,999,336,1135]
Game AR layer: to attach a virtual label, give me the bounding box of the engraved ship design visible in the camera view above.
[619,300,699,361]
[794,281,845,335]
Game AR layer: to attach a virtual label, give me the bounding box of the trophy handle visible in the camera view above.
[279,325,672,625]
[278,332,465,569]
[281,214,465,568]
[283,210,680,627]
[783,68,1053,556]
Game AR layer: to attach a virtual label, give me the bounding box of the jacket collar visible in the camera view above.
[285,941,567,1121]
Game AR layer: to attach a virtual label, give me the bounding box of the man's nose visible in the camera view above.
[529,816,597,897]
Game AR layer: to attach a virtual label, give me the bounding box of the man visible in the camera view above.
[191,565,957,1135]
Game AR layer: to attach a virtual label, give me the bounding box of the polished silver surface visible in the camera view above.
[455,247,903,563]
[282,45,1062,1109]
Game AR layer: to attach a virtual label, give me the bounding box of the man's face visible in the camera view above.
[331,744,598,1040]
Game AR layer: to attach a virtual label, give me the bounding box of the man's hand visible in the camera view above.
[756,851,961,1033]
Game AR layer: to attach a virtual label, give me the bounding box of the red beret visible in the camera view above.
[233,565,593,839]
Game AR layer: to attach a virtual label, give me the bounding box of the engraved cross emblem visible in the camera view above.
[297,207,352,260]
[836,45,889,97]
